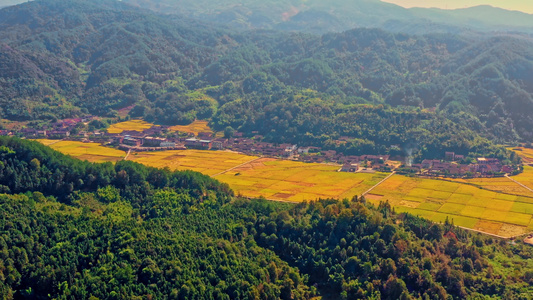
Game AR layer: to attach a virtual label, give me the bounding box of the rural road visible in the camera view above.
[361,171,396,196]
[123,149,132,161]
[505,174,533,193]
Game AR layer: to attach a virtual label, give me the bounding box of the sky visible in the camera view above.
[381,0,533,14]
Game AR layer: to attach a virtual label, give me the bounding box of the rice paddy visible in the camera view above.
[129,150,257,176]
[34,139,60,146]
[107,119,154,134]
[131,146,533,237]
[169,120,214,136]
[509,147,533,164]
[366,147,533,238]
[216,158,386,202]
[38,140,126,163]
[451,175,533,198]
[35,140,533,237]
[129,150,386,202]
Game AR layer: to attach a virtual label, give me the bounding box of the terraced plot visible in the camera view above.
[107,119,154,134]
[369,175,533,237]
[40,140,126,162]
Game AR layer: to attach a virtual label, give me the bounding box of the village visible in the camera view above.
[0,118,519,178]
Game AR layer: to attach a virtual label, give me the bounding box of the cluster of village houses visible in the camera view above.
[1,117,91,139]
[1,119,517,177]
[403,152,516,177]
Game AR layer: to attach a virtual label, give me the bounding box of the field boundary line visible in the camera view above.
[505,174,533,193]
[212,157,263,177]
[435,176,533,200]
[362,171,396,196]
[48,139,64,146]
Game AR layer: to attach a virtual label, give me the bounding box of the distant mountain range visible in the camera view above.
[1,0,533,34]
[121,0,533,35]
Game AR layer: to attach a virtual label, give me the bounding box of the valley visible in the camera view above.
[2,0,533,298]
[36,137,533,238]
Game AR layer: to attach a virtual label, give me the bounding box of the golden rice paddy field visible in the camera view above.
[130,150,256,176]
[37,140,126,163]
[216,158,386,202]
[34,139,60,146]
[169,120,214,136]
[107,119,154,134]
[36,140,533,237]
[512,166,533,192]
[510,147,533,164]
[129,150,386,202]
[107,119,217,137]
[450,175,533,198]
[368,175,533,237]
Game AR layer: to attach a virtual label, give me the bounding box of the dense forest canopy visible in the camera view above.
[0,136,531,299]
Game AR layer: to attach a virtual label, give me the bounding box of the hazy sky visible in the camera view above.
[381,0,533,14]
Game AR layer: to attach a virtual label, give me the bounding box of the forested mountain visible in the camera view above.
[121,0,533,35]
[1,0,533,153]
[3,0,533,35]
[2,1,533,298]
[0,136,532,299]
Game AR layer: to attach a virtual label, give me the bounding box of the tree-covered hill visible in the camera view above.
[0,136,532,299]
[122,0,533,35]
[1,0,533,152]
[0,0,236,118]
